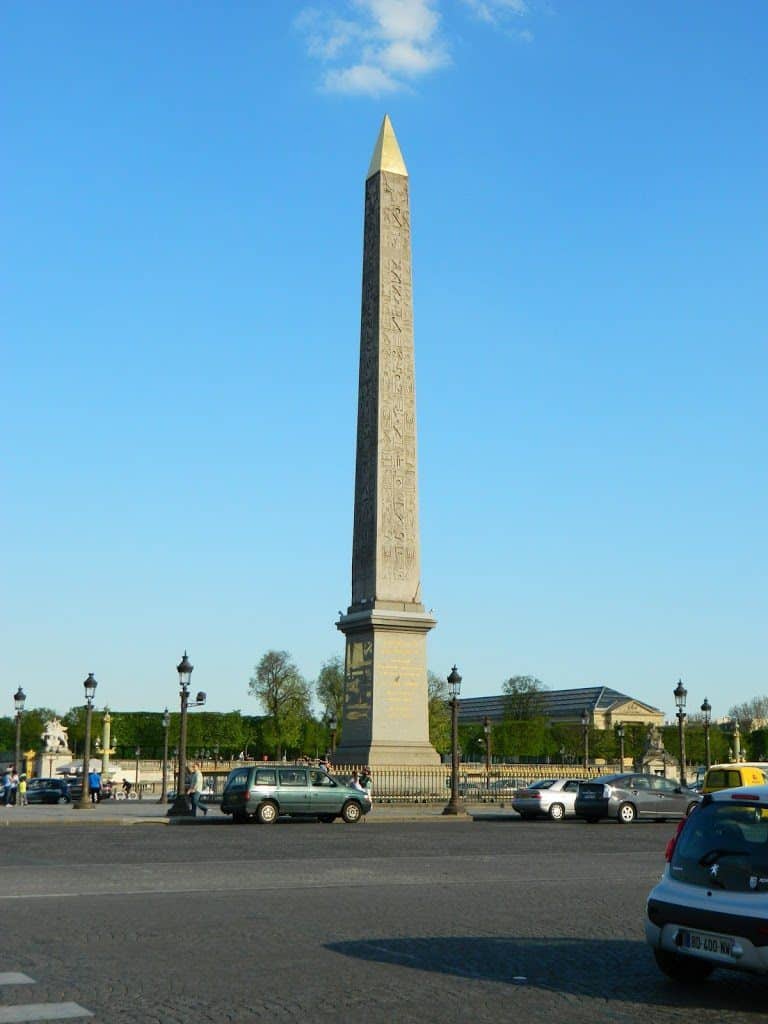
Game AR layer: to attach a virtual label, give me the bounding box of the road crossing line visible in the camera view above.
[0,1004,93,1022]
[0,973,93,1022]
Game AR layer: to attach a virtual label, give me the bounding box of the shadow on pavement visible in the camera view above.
[326,936,765,1010]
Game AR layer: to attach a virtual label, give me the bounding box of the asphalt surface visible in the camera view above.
[0,815,764,1024]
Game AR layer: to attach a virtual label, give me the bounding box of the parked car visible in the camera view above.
[26,778,72,804]
[646,784,768,980]
[512,778,582,820]
[575,773,700,824]
[221,764,372,824]
[702,763,766,795]
[456,776,525,798]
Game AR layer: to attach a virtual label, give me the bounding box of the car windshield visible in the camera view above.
[673,800,768,891]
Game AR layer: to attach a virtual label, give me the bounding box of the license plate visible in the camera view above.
[680,929,735,960]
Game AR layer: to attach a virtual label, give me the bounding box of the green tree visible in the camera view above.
[427,671,451,753]
[249,650,311,759]
[502,676,546,719]
[315,655,345,730]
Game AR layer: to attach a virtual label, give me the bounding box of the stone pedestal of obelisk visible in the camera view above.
[335,116,440,767]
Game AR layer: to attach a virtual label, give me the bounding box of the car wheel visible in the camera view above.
[341,800,362,824]
[318,814,336,823]
[256,801,278,824]
[686,802,699,816]
[653,949,714,983]
[548,803,565,821]
[232,810,247,824]
[617,802,636,824]
[58,795,68,805]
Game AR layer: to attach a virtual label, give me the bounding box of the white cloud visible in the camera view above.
[295,0,449,95]
[322,64,402,95]
[295,0,534,96]
[461,0,529,26]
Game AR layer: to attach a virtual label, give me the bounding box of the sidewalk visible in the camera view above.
[0,799,513,827]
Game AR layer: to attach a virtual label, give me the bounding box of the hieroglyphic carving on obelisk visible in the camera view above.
[336,115,439,766]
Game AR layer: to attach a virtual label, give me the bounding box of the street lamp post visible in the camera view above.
[616,723,625,774]
[76,674,98,810]
[13,687,26,781]
[674,679,688,786]
[159,708,171,804]
[483,715,491,791]
[168,651,207,817]
[581,708,590,771]
[328,714,338,756]
[443,666,465,816]
[701,698,712,771]
[134,745,141,800]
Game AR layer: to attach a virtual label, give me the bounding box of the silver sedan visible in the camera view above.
[512,778,582,821]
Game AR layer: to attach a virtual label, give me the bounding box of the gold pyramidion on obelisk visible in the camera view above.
[335,115,439,767]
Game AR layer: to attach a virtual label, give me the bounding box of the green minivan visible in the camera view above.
[221,764,372,824]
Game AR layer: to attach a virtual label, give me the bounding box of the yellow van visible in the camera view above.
[701,762,767,794]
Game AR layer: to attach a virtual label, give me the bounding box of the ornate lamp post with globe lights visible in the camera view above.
[616,722,626,774]
[701,697,712,771]
[159,708,171,804]
[581,708,590,771]
[75,674,98,810]
[13,687,26,781]
[674,679,688,786]
[483,715,491,790]
[443,666,466,816]
[168,652,207,817]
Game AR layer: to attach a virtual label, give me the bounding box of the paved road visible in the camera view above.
[0,818,763,1023]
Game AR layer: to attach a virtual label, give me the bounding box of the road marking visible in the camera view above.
[0,1005,93,1023]
[0,872,662,901]
[0,977,34,987]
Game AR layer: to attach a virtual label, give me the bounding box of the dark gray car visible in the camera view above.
[575,773,700,824]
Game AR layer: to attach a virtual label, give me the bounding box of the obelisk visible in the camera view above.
[335,115,439,766]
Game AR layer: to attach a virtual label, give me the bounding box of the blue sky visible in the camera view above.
[2,1,766,722]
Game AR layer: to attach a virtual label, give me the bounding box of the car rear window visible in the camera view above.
[672,801,768,891]
[706,770,744,790]
[530,780,555,790]
[225,769,251,790]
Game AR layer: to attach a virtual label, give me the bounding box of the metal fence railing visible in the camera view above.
[101,761,613,804]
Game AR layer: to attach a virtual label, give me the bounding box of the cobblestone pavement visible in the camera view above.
[0,819,764,1023]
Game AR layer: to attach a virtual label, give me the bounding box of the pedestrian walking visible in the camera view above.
[1,769,12,806]
[9,770,19,806]
[187,763,208,817]
[349,770,365,793]
[360,766,373,796]
[88,769,102,804]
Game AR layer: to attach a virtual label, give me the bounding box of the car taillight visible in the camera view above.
[731,793,760,801]
[243,791,250,801]
[665,817,687,862]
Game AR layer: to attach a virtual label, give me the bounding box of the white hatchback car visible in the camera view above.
[645,784,768,981]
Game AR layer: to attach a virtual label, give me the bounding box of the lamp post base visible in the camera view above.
[442,799,466,816]
[167,795,193,817]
